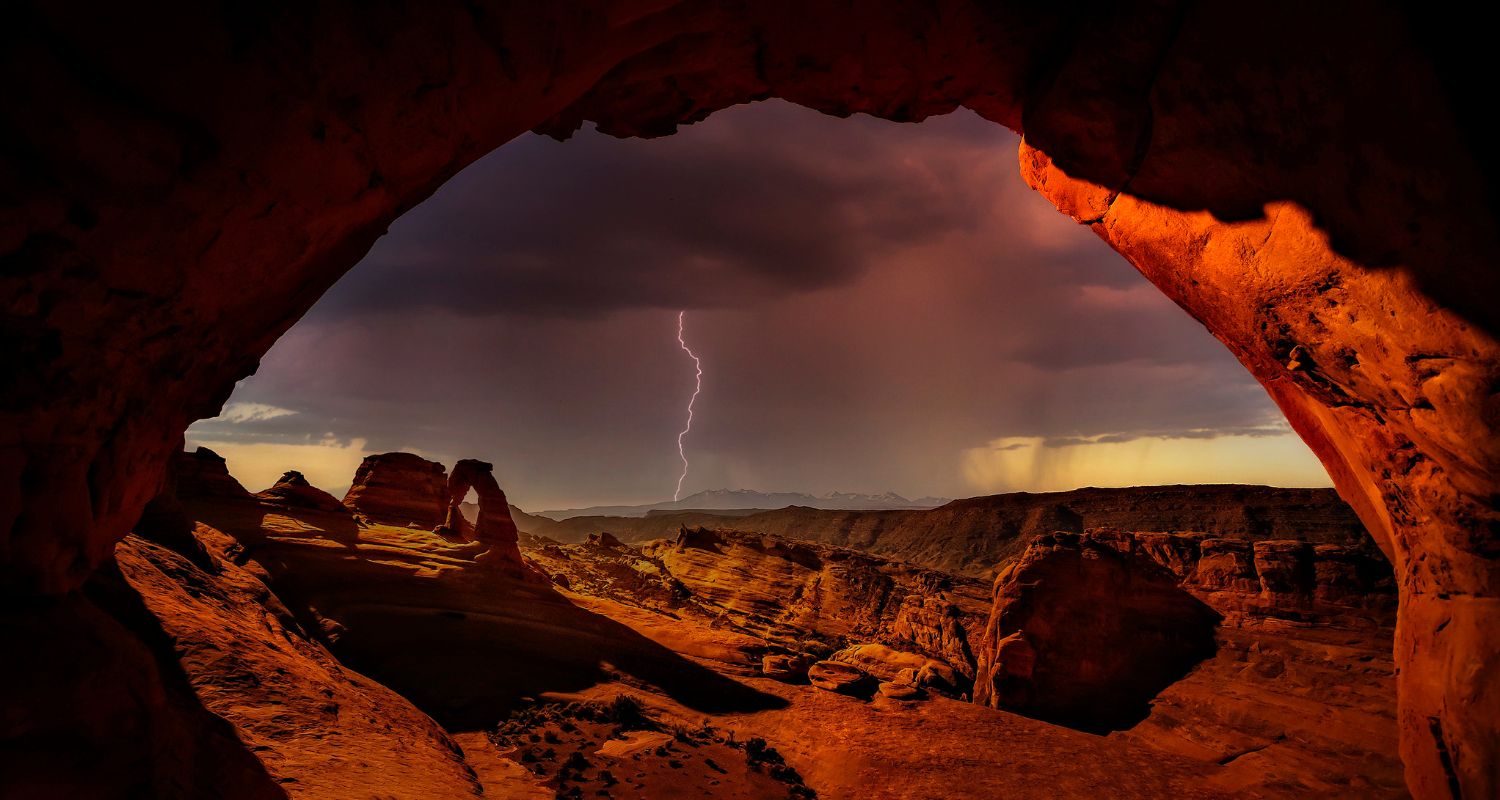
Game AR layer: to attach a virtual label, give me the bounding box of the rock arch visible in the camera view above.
[444,458,523,572]
[1,3,1495,796]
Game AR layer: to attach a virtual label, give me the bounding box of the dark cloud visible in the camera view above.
[317,102,1020,319]
[192,102,1328,507]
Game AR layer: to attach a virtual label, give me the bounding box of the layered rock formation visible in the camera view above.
[522,525,989,689]
[255,471,345,513]
[973,529,1399,705]
[807,660,875,697]
[973,531,1224,730]
[643,527,991,686]
[515,485,1370,577]
[91,462,1412,797]
[3,5,1498,795]
[342,453,448,528]
[974,528,1403,794]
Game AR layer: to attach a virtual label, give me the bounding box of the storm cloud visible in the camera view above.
[189,101,1330,508]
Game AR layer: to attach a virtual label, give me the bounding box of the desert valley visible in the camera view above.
[84,446,1404,799]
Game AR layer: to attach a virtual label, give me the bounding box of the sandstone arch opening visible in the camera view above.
[3,4,1496,799]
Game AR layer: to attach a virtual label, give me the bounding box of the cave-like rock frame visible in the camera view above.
[1,2,1495,797]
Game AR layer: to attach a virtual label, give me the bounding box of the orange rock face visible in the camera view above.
[643,527,992,686]
[341,452,448,529]
[975,528,1405,794]
[444,458,524,571]
[2,4,1497,796]
[973,531,1222,730]
[137,483,1405,797]
[114,534,485,797]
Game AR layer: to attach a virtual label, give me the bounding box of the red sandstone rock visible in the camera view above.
[830,644,958,694]
[1,5,1496,795]
[807,661,874,697]
[973,531,1222,731]
[115,534,486,797]
[445,459,523,571]
[516,485,1369,578]
[974,526,1402,766]
[174,447,252,501]
[761,654,810,682]
[877,680,923,701]
[588,531,626,549]
[342,453,448,528]
[255,471,346,513]
[644,527,991,686]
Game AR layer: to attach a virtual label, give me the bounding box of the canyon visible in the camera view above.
[3,4,1497,796]
[511,485,1370,578]
[57,448,1403,797]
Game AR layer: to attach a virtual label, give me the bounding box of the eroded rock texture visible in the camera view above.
[976,528,1405,794]
[973,531,1222,730]
[114,534,484,797]
[444,458,524,571]
[2,2,1497,796]
[0,562,288,799]
[341,452,447,529]
[644,527,991,685]
[518,485,1369,577]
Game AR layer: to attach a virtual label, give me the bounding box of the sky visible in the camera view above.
[186,101,1332,511]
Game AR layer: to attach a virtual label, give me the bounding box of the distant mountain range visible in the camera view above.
[537,488,951,520]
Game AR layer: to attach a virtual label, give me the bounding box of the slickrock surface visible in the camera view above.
[0,560,288,799]
[115,534,484,798]
[517,485,1368,577]
[483,697,816,798]
[341,452,448,528]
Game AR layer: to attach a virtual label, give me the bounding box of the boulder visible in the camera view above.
[877,680,923,701]
[587,531,625,549]
[973,531,1222,731]
[761,654,810,682]
[807,660,875,697]
[830,643,959,692]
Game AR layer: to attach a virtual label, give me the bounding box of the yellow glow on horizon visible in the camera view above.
[184,436,373,496]
[961,432,1332,494]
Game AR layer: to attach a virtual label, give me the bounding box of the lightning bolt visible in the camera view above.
[674,310,703,501]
